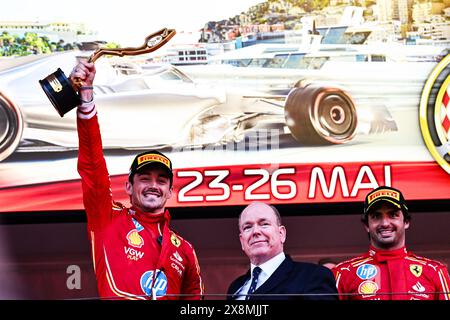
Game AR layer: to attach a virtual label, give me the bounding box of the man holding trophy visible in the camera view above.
[67,35,204,300]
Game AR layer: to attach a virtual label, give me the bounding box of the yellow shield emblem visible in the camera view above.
[410,264,423,277]
[171,234,181,247]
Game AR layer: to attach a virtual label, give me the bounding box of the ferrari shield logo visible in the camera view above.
[419,54,450,174]
[410,264,423,277]
[171,234,181,247]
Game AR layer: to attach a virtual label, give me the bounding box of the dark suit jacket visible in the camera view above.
[227,255,338,300]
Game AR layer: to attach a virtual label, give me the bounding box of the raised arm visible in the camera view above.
[72,61,114,231]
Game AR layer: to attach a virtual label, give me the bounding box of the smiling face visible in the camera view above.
[364,202,409,250]
[125,165,173,214]
[239,202,286,266]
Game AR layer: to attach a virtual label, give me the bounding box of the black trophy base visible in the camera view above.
[39,68,81,117]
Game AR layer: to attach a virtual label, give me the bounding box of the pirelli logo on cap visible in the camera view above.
[367,189,400,204]
[137,154,171,169]
[129,150,173,178]
[364,186,407,215]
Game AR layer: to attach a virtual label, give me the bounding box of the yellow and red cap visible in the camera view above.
[364,186,408,215]
[129,150,173,179]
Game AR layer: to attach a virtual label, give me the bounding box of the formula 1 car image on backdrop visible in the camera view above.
[0,50,399,162]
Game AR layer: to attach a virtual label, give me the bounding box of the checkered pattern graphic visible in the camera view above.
[441,86,450,140]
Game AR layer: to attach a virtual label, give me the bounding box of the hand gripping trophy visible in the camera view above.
[39,28,176,117]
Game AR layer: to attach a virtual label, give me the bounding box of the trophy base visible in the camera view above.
[39,68,81,117]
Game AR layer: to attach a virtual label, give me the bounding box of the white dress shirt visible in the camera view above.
[235,252,286,300]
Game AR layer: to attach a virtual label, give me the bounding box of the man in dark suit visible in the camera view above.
[227,202,338,300]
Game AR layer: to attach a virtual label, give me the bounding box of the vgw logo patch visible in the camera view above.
[420,54,450,174]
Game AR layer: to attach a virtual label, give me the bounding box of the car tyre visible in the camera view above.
[284,84,357,145]
[0,92,23,161]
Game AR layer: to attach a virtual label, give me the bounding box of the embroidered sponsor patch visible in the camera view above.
[171,262,183,277]
[412,281,425,293]
[356,264,377,280]
[171,233,181,247]
[358,280,379,296]
[410,264,423,277]
[173,251,183,262]
[137,154,171,170]
[140,270,168,298]
[367,189,400,204]
[170,251,185,270]
[409,281,430,299]
[124,246,145,261]
[132,218,144,232]
[127,230,144,248]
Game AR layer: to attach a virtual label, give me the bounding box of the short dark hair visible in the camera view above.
[361,201,411,225]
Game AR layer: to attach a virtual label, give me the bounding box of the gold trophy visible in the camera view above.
[39,28,176,117]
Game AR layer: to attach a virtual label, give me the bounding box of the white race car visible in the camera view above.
[0,51,396,162]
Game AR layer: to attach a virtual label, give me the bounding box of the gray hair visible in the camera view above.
[238,202,282,229]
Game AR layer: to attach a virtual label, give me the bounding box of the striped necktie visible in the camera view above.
[245,266,262,300]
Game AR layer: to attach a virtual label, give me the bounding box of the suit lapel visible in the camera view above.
[230,270,251,299]
[253,255,294,294]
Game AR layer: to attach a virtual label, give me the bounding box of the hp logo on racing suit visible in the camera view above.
[140,270,168,298]
[357,264,378,280]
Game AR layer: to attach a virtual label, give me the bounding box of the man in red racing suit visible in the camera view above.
[72,60,204,300]
[334,246,450,300]
[333,186,450,300]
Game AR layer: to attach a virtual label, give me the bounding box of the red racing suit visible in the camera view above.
[333,246,450,300]
[77,112,204,300]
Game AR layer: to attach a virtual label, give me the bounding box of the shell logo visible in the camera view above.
[358,280,379,295]
[127,230,144,248]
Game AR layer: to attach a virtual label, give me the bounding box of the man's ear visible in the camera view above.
[239,233,245,252]
[404,220,410,230]
[279,225,286,244]
[125,181,133,196]
[167,186,173,199]
[363,221,369,233]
